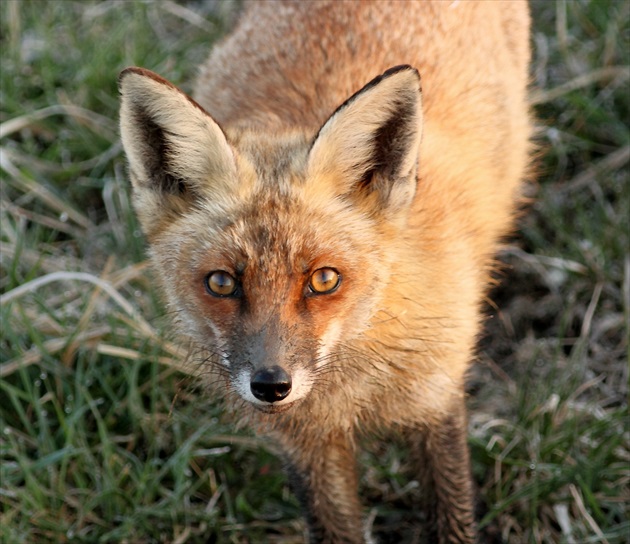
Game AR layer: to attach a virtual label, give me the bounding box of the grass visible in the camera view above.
[0,1,628,543]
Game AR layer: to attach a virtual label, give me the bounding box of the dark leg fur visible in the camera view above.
[283,429,365,543]
[279,403,475,543]
[408,401,477,544]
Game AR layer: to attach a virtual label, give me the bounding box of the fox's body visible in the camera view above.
[119,1,532,542]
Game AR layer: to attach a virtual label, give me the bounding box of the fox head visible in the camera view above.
[119,65,422,412]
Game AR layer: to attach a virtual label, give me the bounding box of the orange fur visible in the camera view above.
[119,1,532,542]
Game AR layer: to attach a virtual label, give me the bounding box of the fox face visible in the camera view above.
[175,190,380,412]
[119,66,422,412]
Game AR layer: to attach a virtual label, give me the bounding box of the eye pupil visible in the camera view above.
[206,271,237,297]
[310,268,340,294]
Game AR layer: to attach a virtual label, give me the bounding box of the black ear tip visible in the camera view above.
[118,67,146,94]
[382,65,421,92]
[118,68,130,90]
[118,66,141,85]
[357,65,421,98]
[382,64,419,78]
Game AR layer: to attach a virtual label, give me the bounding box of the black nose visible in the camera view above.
[250,366,292,403]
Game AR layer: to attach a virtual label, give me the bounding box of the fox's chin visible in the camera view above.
[252,401,298,414]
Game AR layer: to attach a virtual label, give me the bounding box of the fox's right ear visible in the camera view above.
[118,67,236,235]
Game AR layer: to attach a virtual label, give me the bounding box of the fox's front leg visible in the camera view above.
[410,401,477,543]
[282,429,365,544]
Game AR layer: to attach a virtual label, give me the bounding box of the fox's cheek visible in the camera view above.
[189,281,238,362]
[202,320,231,368]
[316,319,343,365]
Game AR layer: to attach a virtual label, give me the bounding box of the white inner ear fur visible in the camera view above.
[307,68,422,184]
[119,70,236,193]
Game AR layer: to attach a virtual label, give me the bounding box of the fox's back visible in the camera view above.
[195,0,531,264]
[195,1,529,131]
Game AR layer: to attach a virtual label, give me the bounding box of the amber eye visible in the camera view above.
[205,270,238,297]
[309,268,341,295]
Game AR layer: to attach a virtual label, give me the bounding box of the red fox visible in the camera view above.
[119,1,532,542]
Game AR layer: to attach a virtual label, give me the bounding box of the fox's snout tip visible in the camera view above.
[250,366,292,403]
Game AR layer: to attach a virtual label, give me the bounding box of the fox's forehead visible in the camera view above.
[230,130,312,193]
[223,195,333,274]
[187,187,364,288]
[185,130,375,275]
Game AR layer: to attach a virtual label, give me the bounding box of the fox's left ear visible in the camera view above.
[307,65,422,216]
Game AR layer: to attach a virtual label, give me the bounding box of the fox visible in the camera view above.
[118,0,532,542]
